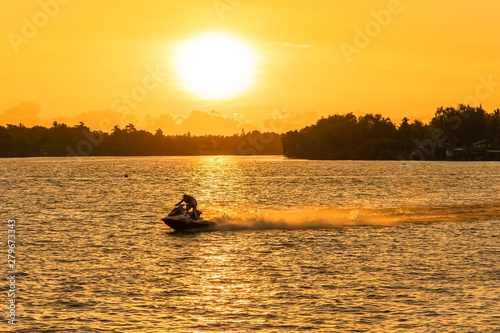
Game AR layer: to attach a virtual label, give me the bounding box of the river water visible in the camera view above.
[1,156,499,332]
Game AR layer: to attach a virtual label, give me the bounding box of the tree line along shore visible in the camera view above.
[1,105,499,160]
[282,105,500,161]
[0,123,282,157]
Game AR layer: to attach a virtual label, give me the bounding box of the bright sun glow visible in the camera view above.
[176,33,256,100]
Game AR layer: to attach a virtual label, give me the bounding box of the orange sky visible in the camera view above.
[1,0,499,135]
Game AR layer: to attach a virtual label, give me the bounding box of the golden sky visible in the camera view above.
[1,0,499,135]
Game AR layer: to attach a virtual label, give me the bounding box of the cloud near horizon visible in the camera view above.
[0,102,318,136]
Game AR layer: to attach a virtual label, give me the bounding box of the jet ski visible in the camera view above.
[161,204,216,231]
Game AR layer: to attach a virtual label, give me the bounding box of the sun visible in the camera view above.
[175,33,256,100]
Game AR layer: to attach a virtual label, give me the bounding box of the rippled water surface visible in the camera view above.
[1,156,499,332]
